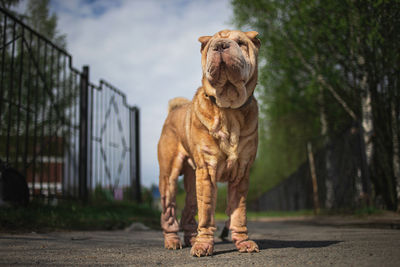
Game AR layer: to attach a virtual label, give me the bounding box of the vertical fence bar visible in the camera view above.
[22,30,33,184]
[135,107,141,203]
[93,87,97,189]
[61,55,66,197]
[47,47,54,198]
[71,72,76,197]
[0,15,7,125]
[88,84,94,195]
[79,65,89,202]
[39,42,48,197]
[6,21,16,163]
[100,85,104,189]
[104,86,109,187]
[15,26,24,170]
[96,87,100,189]
[73,72,79,198]
[130,107,141,203]
[55,50,61,197]
[31,35,41,197]
[109,91,112,189]
[129,108,135,201]
[66,68,73,198]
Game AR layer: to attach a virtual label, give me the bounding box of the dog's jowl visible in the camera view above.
[158,29,261,257]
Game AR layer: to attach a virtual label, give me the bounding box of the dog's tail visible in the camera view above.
[168,97,190,113]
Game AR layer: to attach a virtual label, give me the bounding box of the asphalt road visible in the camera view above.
[1,220,399,266]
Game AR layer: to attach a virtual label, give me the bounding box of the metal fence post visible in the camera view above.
[130,107,141,203]
[79,66,89,203]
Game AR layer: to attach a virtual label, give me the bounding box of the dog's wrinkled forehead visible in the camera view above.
[211,30,251,44]
[198,29,260,52]
[217,30,240,39]
[218,29,231,38]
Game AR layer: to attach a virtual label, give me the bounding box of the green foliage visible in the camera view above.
[232,0,338,201]
[231,0,400,209]
[215,184,227,213]
[0,200,161,232]
[141,186,154,207]
[26,0,66,48]
[0,0,20,11]
[92,185,114,203]
[354,206,383,217]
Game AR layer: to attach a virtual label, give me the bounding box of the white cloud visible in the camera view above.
[51,0,233,187]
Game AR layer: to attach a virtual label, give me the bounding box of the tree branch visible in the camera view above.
[284,32,358,121]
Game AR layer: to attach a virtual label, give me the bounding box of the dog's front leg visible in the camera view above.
[190,165,217,257]
[227,173,259,253]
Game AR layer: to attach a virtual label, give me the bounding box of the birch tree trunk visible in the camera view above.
[319,86,334,209]
[359,70,372,204]
[391,99,400,211]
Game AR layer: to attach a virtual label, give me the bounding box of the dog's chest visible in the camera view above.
[190,97,258,180]
[214,110,255,158]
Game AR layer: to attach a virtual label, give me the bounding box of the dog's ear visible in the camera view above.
[245,31,261,49]
[198,36,212,52]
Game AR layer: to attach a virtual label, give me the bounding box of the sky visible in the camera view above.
[36,0,233,187]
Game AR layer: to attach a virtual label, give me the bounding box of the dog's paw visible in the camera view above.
[236,239,259,253]
[164,235,182,250]
[190,241,214,257]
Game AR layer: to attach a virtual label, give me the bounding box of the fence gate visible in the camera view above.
[0,7,141,202]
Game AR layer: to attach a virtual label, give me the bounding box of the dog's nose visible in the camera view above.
[214,41,230,52]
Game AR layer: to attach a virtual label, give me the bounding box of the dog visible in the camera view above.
[158,29,260,257]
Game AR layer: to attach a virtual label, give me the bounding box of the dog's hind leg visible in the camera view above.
[180,161,197,247]
[158,138,185,250]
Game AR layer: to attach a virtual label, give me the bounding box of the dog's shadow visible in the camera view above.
[254,239,341,249]
[213,239,341,255]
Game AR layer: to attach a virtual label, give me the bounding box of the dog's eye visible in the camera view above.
[237,40,246,46]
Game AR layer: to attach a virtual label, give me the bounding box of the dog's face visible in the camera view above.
[199,30,260,108]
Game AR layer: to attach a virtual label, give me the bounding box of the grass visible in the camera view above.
[214,210,315,221]
[354,206,384,216]
[181,210,314,221]
[247,209,315,218]
[2,199,387,234]
[0,200,161,233]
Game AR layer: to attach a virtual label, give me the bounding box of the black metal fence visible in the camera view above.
[0,7,141,202]
[250,124,367,212]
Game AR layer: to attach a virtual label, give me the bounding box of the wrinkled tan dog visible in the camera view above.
[158,29,260,257]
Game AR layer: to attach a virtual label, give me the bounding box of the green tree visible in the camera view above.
[0,0,20,13]
[231,0,400,210]
[25,0,66,48]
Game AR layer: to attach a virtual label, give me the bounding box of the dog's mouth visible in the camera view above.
[206,50,245,85]
[205,45,251,108]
